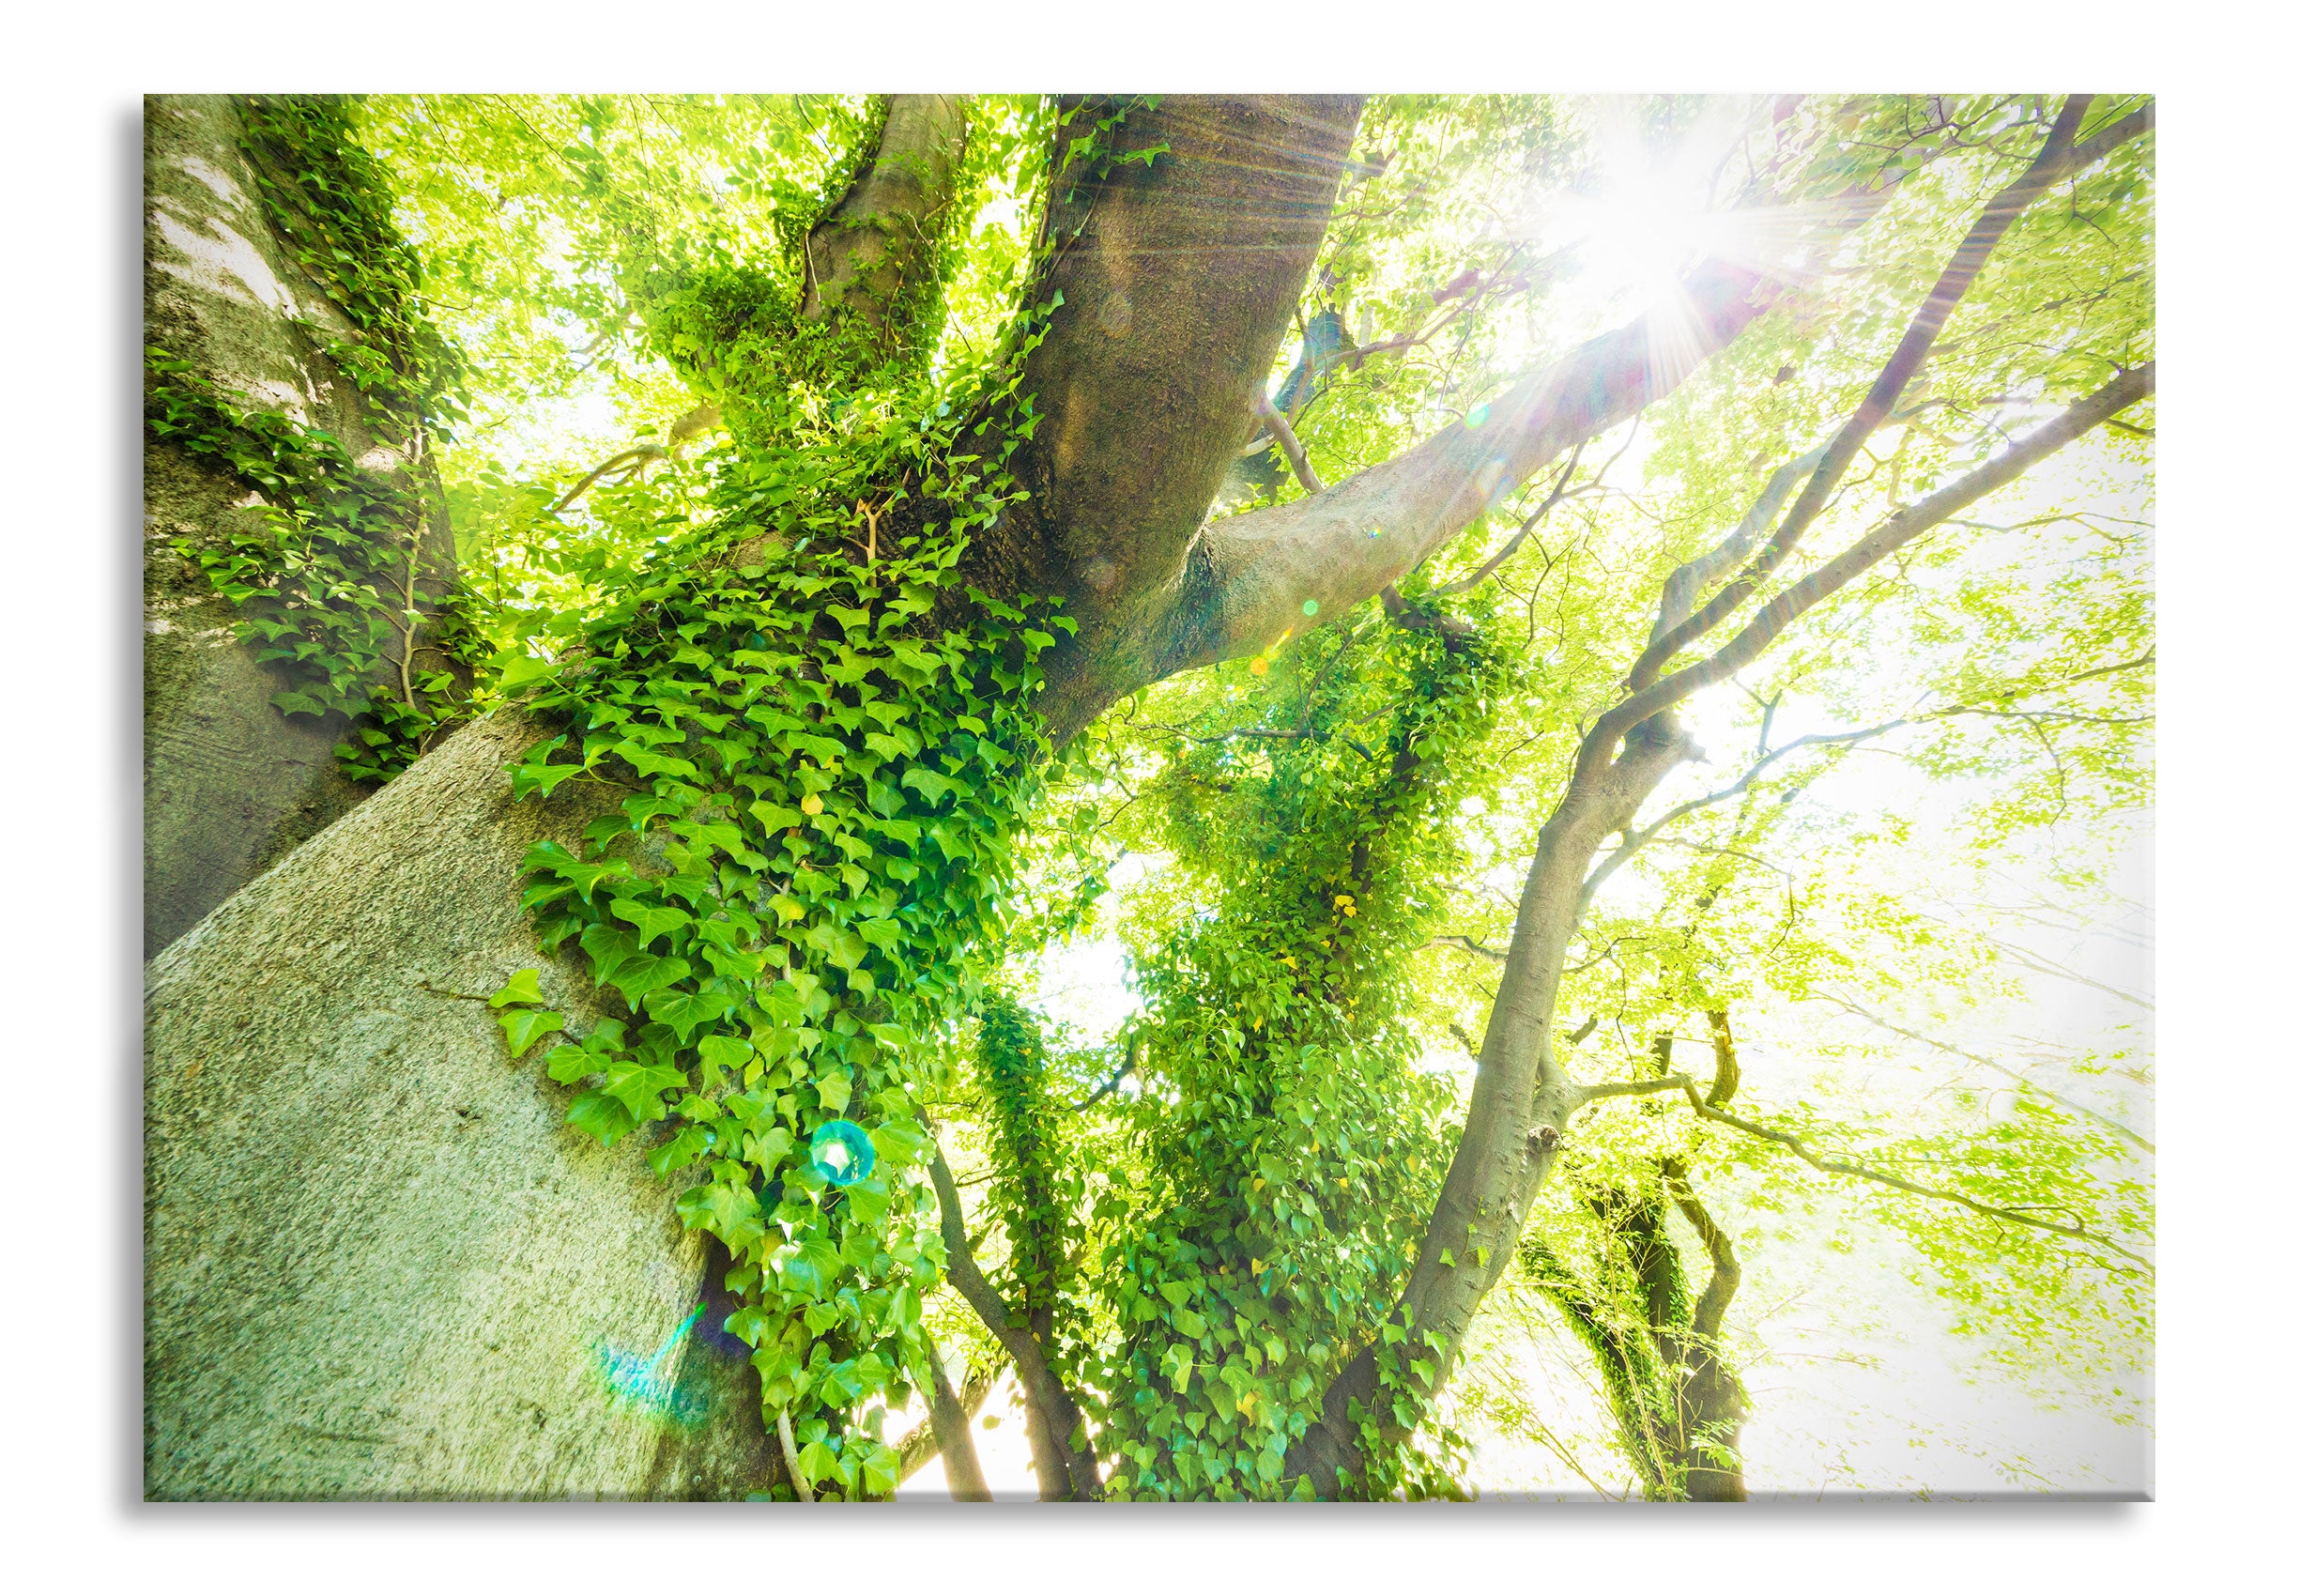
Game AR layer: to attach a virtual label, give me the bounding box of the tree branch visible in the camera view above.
[897,1361,999,1486]
[927,1143,1102,1499]
[1438,439,1590,596]
[917,1338,994,1500]
[1572,1072,1697,1105]
[977,97,1366,744]
[1660,1162,1741,1343]
[1069,1030,1143,1113]
[1579,361,2154,783]
[1676,1082,2152,1274]
[802,95,970,333]
[1809,989,2154,1152]
[1627,98,2152,686]
[1253,390,1326,494]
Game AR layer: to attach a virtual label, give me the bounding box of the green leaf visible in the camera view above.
[543,1042,597,1085]
[604,1059,686,1119]
[899,766,957,806]
[566,1088,637,1146]
[613,899,693,946]
[697,1034,755,1077]
[497,1007,563,1056]
[817,1069,852,1115]
[488,968,544,1008]
[606,954,691,1006]
[645,984,738,1043]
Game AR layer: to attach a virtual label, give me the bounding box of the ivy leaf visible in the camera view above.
[566,1088,637,1146]
[607,954,691,1007]
[579,923,640,988]
[795,1440,838,1485]
[645,984,738,1043]
[543,1042,598,1085]
[675,1178,763,1252]
[497,1007,563,1056]
[647,1123,716,1178]
[612,898,694,947]
[697,1034,754,1079]
[488,968,544,1008]
[899,766,957,806]
[603,1059,686,1120]
[817,1069,853,1114]
[859,1443,898,1496]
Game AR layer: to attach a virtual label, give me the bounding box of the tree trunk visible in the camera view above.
[144,94,457,957]
[145,710,774,1498]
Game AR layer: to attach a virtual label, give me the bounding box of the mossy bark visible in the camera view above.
[144,94,456,958]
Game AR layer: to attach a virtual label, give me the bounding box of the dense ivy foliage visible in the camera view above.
[483,340,1072,1496]
[473,101,1180,1498]
[1075,607,1511,1498]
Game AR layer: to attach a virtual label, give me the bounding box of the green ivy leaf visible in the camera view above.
[566,1088,637,1146]
[497,1007,563,1056]
[489,969,544,1008]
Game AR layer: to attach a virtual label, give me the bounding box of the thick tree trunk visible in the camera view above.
[144,94,457,957]
[145,711,777,1498]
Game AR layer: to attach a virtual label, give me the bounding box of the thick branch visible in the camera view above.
[1660,1163,1741,1343]
[1572,1074,1694,1105]
[547,446,667,517]
[802,95,970,331]
[918,1339,993,1500]
[1177,255,1780,678]
[972,96,1366,744]
[1645,445,1828,644]
[897,1361,999,1485]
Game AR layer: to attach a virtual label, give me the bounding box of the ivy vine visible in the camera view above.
[1087,606,1512,1498]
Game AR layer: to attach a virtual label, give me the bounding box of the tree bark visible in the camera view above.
[967,95,1367,742]
[145,711,775,1498]
[144,95,457,957]
[802,95,970,331]
[919,1341,994,1500]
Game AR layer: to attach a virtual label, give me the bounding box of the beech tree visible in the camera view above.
[145,92,2152,1499]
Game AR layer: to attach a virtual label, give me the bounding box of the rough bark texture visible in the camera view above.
[802,95,969,330]
[144,95,457,957]
[971,95,1366,743]
[145,710,778,1499]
